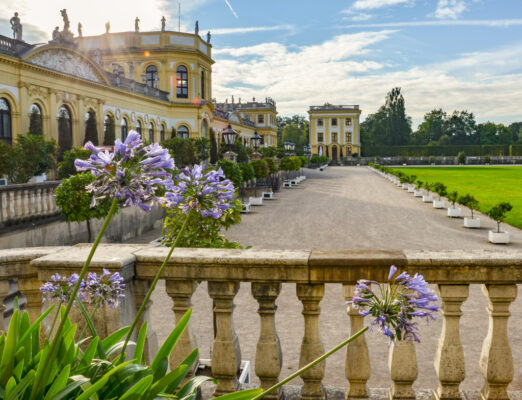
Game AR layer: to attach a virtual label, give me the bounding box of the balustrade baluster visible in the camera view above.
[8,191,15,220]
[343,284,370,399]
[0,191,7,226]
[0,279,9,332]
[297,283,325,400]
[35,188,42,216]
[128,279,158,362]
[208,281,241,396]
[14,189,23,220]
[389,341,417,399]
[165,280,197,370]
[28,189,35,219]
[434,284,468,400]
[479,284,517,400]
[41,187,48,216]
[49,187,57,214]
[252,282,282,399]
[44,187,52,216]
[17,277,42,323]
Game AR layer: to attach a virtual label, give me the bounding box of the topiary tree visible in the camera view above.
[29,107,43,135]
[457,151,466,165]
[259,146,278,158]
[55,173,118,242]
[264,158,278,174]
[58,147,92,179]
[84,110,99,145]
[239,162,255,183]
[162,137,199,168]
[458,193,479,219]
[217,159,242,190]
[210,128,218,164]
[433,182,447,200]
[446,190,459,208]
[487,202,513,233]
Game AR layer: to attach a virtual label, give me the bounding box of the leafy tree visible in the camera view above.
[487,202,513,233]
[259,146,278,158]
[234,137,250,163]
[55,173,117,242]
[263,157,278,174]
[384,87,412,145]
[194,137,210,161]
[103,115,115,145]
[217,158,242,189]
[508,121,522,142]
[447,110,476,145]
[210,128,218,163]
[458,194,479,219]
[162,137,199,168]
[58,108,72,160]
[250,159,268,179]
[447,190,459,208]
[84,110,98,145]
[238,162,255,182]
[58,147,92,179]
[414,109,447,144]
[457,151,466,164]
[28,107,43,135]
[433,182,447,200]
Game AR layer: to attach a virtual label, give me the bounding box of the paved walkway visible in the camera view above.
[130,167,522,391]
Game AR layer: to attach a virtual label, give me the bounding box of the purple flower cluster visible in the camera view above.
[75,131,174,211]
[40,269,125,308]
[348,265,439,342]
[165,164,235,218]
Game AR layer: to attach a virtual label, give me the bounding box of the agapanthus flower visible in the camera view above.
[40,273,85,303]
[74,131,174,211]
[348,265,439,342]
[84,269,125,308]
[165,164,235,218]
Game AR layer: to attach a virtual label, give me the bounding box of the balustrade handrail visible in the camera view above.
[0,180,60,193]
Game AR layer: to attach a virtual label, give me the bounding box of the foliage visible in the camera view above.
[235,138,251,163]
[310,155,328,164]
[238,162,255,183]
[210,128,218,164]
[0,134,58,183]
[446,190,459,207]
[298,156,308,168]
[433,182,447,200]
[487,202,513,233]
[279,157,300,171]
[277,115,309,153]
[84,110,98,145]
[103,115,115,146]
[162,137,199,168]
[28,107,43,135]
[217,159,243,188]
[263,157,278,174]
[194,137,210,161]
[484,155,491,164]
[259,146,278,158]
[457,151,466,164]
[250,159,268,179]
[58,148,92,179]
[458,193,479,219]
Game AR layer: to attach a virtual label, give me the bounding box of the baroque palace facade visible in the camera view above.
[308,104,361,161]
[0,10,277,156]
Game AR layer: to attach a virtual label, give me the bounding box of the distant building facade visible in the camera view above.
[308,104,361,161]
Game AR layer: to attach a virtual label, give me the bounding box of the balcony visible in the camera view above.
[1,245,521,399]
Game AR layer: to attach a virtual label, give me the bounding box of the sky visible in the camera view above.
[1,0,522,127]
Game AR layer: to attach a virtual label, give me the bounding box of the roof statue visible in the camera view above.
[78,22,82,37]
[105,21,110,33]
[10,12,22,41]
[60,9,70,33]
[195,20,199,35]
[135,17,140,32]
[161,16,166,31]
[207,31,211,43]
[50,9,75,45]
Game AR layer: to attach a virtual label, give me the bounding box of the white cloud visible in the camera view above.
[343,19,522,28]
[207,24,294,35]
[224,0,239,19]
[433,0,467,19]
[351,0,413,10]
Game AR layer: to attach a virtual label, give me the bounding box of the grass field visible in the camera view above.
[393,167,522,230]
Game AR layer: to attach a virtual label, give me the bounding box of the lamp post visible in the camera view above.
[222,124,237,163]
[250,130,262,160]
[303,145,311,175]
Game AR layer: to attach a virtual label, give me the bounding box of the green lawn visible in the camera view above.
[392,167,522,230]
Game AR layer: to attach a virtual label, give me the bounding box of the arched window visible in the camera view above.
[29,103,43,135]
[148,122,154,143]
[146,65,158,88]
[104,114,115,145]
[57,105,72,159]
[136,120,142,135]
[121,118,128,141]
[177,125,189,139]
[176,66,188,99]
[160,124,165,142]
[200,70,205,100]
[0,98,11,145]
[201,119,208,139]
[84,109,98,145]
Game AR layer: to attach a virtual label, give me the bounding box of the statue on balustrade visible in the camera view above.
[207,31,211,43]
[195,20,199,35]
[78,22,83,37]
[105,21,111,33]
[10,12,23,41]
[161,16,166,31]
[135,17,140,32]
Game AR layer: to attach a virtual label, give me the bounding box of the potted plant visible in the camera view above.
[459,193,481,228]
[484,155,491,165]
[432,182,447,209]
[446,190,462,217]
[422,182,433,203]
[414,180,424,197]
[486,202,513,244]
[407,174,417,192]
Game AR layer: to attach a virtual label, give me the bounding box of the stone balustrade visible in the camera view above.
[1,245,522,399]
[0,181,60,229]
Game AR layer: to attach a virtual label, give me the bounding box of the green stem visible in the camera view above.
[78,301,101,341]
[47,301,63,340]
[31,197,119,400]
[250,327,368,400]
[118,213,191,363]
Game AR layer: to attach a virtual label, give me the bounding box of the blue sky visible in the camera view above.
[2,0,522,126]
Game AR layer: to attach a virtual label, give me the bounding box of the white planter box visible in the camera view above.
[422,195,433,203]
[240,203,251,213]
[283,181,292,188]
[433,200,445,209]
[464,217,481,228]
[249,196,263,206]
[447,207,462,218]
[489,230,509,244]
[290,180,298,185]
[414,190,423,197]
[407,185,415,193]
[401,183,408,190]
[262,192,274,199]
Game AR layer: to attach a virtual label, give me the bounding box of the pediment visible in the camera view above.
[23,45,109,85]
[228,113,240,124]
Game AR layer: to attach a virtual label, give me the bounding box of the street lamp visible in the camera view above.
[250,130,262,160]
[222,124,237,162]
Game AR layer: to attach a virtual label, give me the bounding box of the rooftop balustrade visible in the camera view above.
[1,245,522,399]
[309,105,360,112]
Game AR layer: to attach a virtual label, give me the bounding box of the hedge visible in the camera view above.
[362,144,510,157]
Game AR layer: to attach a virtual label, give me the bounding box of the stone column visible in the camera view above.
[389,341,417,399]
[17,277,42,323]
[165,280,197,371]
[297,283,325,400]
[252,282,282,399]
[208,281,241,396]
[480,284,517,400]
[343,284,370,399]
[132,279,159,363]
[434,284,469,400]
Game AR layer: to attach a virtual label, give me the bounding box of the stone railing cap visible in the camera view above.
[0,247,68,278]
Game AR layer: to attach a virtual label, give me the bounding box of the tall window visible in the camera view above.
[345,118,352,126]
[57,105,72,159]
[136,120,142,135]
[346,132,352,143]
[29,103,43,135]
[160,124,165,142]
[331,118,337,126]
[0,98,11,145]
[317,133,323,143]
[84,109,98,145]
[104,114,115,145]
[146,65,158,88]
[332,132,337,143]
[148,122,154,143]
[176,66,188,98]
[121,118,128,140]
[200,70,205,100]
[201,119,208,139]
[317,118,323,127]
[258,114,264,124]
[177,125,189,138]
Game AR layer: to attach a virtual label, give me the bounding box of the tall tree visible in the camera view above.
[84,110,98,145]
[28,107,43,135]
[446,110,476,145]
[384,87,412,145]
[414,109,448,144]
[210,128,218,163]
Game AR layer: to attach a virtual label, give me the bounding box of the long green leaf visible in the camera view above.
[134,322,147,365]
[43,364,70,400]
[76,298,106,359]
[6,369,35,400]
[74,361,131,400]
[163,349,199,394]
[0,310,20,386]
[118,375,153,400]
[213,388,264,400]
[51,375,90,400]
[79,337,99,367]
[101,327,131,353]
[177,376,215,400]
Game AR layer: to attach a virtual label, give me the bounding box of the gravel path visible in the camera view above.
[131,166,522,392]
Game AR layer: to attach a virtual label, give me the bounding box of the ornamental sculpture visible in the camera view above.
[49,9,75,45]
[161,16,166,31]
[10,12,22,41]
[135,17,140,32]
